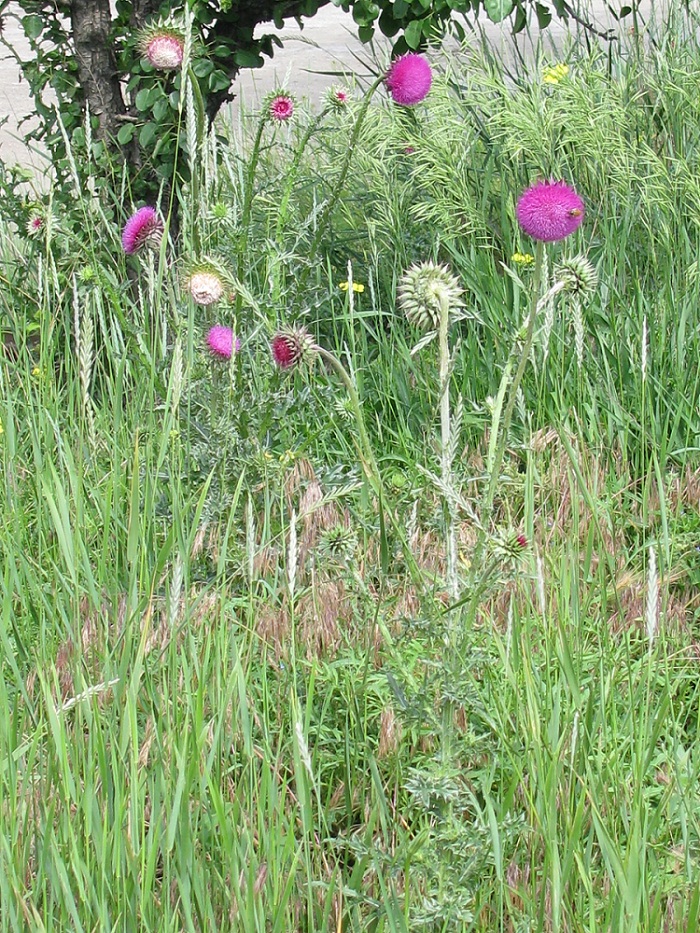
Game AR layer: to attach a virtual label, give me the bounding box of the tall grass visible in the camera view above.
[1,3,700,929]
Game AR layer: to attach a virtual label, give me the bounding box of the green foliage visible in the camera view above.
[2,3,700,928]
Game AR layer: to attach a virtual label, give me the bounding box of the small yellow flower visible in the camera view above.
[543,63,569,84]
[0,423,4,435]
[31,366,42,379]
[512,252,535,266]
[338,281,365,293]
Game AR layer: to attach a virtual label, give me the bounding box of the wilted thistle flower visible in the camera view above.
[553,255,598,299]
[385,53,432,106]
[270,327,317,370]
[397,262,463,330]
[183,260,228,306]
[516,180,584,242]
[138,22,186,71]
[122,206,163,254]
[206,325,240,360]
[327,85,351,109]
[267,92,295,123]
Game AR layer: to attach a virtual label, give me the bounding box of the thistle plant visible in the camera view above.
[465,180,595,616]
[398,261,464,598]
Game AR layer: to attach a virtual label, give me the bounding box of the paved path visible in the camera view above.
[0,1,653,170]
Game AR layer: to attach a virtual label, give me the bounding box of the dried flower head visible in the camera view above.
[271,327,316,370]
[122,206,164,254]
[516,180,584,242]
[386,53,433,106]
[397,261,463,330]
[553,254,598,299]
[267,92,295,123]
[182,259,229,306]
[206,325,240,360]
[138,22,186,71]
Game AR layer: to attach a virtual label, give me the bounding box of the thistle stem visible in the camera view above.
[238,116,267,285]
[438,292,457,600]
[467,240,545,613]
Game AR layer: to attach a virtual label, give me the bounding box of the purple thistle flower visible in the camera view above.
[386,54,432,106]
[269,94,295,123]
[516,180,584,243]
[206,325,239,360]
[122,206,163,254]
[270,328,316,370]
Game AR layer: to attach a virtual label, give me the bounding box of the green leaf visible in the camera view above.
[234,49,264,68]
[152,98,169,121]
[484,0,514,23]
[135,87,154,111]
[117,123,135,145]
[404,19,424,49]
[139,121,157,148]
[358,25,375,42]
[535,2,552,27]
[22,14,43,39]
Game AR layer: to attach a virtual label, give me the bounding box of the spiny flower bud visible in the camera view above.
[397,262,463,330]
[553,255,598,300]
[270,327,317,370]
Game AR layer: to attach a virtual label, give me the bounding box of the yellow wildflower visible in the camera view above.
[31,366,42,379]
[512,252,535,266]
[543,63,569,84]
[338,281,365,293]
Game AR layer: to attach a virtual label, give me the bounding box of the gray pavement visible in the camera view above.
[0,1,659,171]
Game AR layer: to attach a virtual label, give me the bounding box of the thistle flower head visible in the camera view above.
[516,180,585,242]
[206,325,240,360]
[327,85,351,110]
[397,262,463,330]
[122,206,163,254]
[27,211,44,237]
[386,53,432,106]
[553,254,598,299]
[267,92,295,123]
[182,259,229,306]
[137,21,186,71]
[270,327,316,370]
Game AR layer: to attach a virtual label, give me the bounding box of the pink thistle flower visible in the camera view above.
[270,328,316,370]
[516,180,584,243]
[515,534,528,549]
[27,212,44,237]
[206,325,240,360]
[386,54,432,106]
[328,85,351,110]
[122,206,163,254]
[145,34,184,70]
[269,94,295,123]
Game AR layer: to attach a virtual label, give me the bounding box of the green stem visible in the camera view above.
[467,240,545,612]
[238,116,267,285]
[438,293,457,600]
[275,109,329,244]
[300,76,385,289]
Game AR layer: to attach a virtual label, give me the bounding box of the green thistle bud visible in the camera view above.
[553,255,598,300]
[397,262,463,330]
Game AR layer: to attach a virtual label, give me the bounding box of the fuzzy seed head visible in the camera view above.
[122,206,163,254]
[386,53,433,106]
[397,262,463,330]
[516,180,585,242]
[138,24,186,70]
[186,270,224,306]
